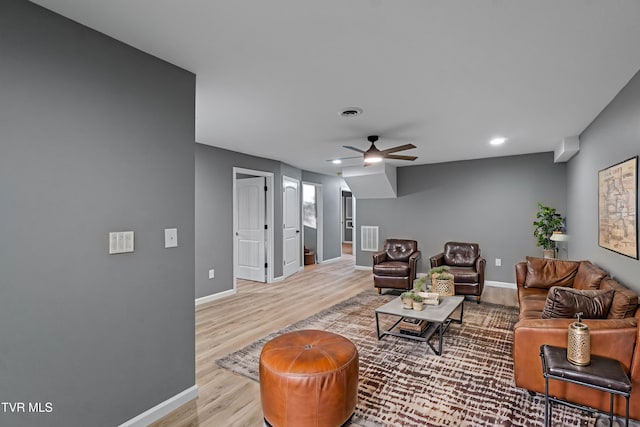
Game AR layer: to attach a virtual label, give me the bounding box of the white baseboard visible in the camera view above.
[486,280,516,289]
[272,275,283,283]
[118,385,198,427]
[195,289,235,306]
[320,256,343,265]
[355,265,372,271]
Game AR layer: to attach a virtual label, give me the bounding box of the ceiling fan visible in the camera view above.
[342,135,418,164]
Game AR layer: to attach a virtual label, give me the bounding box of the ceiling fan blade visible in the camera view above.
[385,154,418,161]
[342,145,366,154]
[381,144,416,154]
[325,155,361,162]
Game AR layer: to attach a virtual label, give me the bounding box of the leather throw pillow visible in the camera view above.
[542,286,615,319]
[524,256,580,289]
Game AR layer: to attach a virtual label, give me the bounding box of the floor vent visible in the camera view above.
[360,226,379,252]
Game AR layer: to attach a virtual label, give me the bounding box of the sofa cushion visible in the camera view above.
[519,295,548,314]
[448,266,478,283]
[573,261,608,290]
[444,242,479,267]
[373,261,410,277]
[524,257,580,289]
[541,286,614,319]
[384,239,417,262]
[600,278,639,319]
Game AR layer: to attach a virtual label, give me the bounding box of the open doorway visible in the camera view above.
[302,182,323,267]
[232,167,274,287]
[341,189,354,257]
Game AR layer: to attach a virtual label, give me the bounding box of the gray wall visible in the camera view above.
[197,144,310,298]
[0,1,195,426]
[567,70,640,292]
[356,153,567,283]
[302,171,346,261]
[195,147,346,298]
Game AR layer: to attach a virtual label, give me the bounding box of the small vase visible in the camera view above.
[412,301,424,311]
[432,275,455,296]
[402,297,413,309]
[543,249,557,259]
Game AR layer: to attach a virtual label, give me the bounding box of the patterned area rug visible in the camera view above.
[217,290,596,427]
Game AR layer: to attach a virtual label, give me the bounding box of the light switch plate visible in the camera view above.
[165,228,178,248]
[109,231,134,254]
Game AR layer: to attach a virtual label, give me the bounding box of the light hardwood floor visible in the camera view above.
[151,256,517,427]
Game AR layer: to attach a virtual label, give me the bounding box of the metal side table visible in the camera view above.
[540,345,631,427]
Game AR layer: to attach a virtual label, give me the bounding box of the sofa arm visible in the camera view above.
[476,257,486,292]
[515,262,527,288]
[372,251,387,265]
[430,253,444,268]
[408,251,421,279]
[513,318,637,394]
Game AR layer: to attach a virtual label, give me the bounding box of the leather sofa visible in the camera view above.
[429,242,486,303]
[373,239,421,294]
[513,257,640,419]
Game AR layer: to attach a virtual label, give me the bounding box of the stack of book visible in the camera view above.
[419,292,440,305]
[399,317,429,336]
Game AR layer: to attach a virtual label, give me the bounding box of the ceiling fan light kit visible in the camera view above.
[364,154,383,164]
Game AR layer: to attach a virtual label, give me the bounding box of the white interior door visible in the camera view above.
[236,177,266,282]
[283,176,300,278]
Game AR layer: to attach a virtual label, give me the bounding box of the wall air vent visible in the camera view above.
[360,226,379,252]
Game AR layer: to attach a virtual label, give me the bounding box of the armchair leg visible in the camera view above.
[377,288,381,295]
[476,296,481,304]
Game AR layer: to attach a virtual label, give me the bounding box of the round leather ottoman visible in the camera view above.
[259,329,359,427]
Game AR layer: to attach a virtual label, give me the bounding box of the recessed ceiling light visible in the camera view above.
[340,107,363,117]
[490,137,507,146]
[332,159,342,164]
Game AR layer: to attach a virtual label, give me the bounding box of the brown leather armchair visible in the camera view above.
[429,242,485,303]
[373,239,421,294]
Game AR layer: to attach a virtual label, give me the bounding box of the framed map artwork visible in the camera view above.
[598,156,638,259]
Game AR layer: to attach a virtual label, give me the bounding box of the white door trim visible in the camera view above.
[233,167,274,286]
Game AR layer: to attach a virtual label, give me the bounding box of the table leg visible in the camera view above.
[375,312,381,340]
[438,322,443,355]
[544,376,550,427]
[610,394,614,426]
[626,395,630,427]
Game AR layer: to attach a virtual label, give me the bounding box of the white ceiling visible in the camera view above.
[31,0,640,175]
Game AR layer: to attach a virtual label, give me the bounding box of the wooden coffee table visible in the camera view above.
[375,295,464,355]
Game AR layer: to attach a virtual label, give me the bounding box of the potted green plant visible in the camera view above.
[400,291,414,309]
[411,293,424,311]
[428,266,450,276]
[428,266,455,296]
[533,202,564,258]
[413,276,428,293]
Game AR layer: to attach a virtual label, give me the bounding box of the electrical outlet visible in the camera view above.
[208,269,215,279]
[164,228,178,248]
[495,258,501,267]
